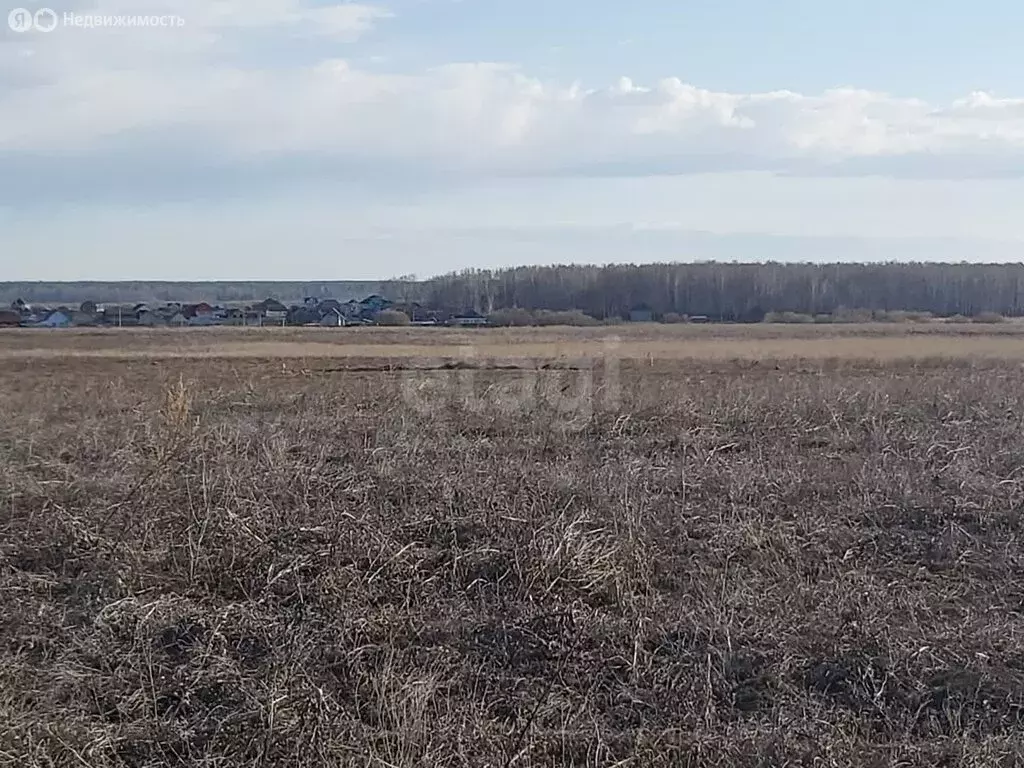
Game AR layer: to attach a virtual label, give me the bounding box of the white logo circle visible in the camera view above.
[7,7,33,32]
[34,7,57,31]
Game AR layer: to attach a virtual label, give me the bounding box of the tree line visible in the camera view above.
[8,263,1024,321]
[404,263,1024,321]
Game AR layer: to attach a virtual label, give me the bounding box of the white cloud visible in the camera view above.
[196,0,392,39]
[2,0,1024,206]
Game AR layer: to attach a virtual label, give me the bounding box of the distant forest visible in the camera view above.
[5,263,1024,320]
[412,263,1024,320]
[0,281,382,306]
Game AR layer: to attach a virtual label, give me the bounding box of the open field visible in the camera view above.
[3,326,1024,766]
[5,322,1024,363]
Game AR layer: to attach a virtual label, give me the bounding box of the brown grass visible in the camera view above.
[6,323,1024,362]
[2,328,1024,765]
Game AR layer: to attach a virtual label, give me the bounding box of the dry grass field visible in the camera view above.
[3,324,1024,766]
[5,322,1024,363]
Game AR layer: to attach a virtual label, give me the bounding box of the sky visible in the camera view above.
[2,0,1024,280]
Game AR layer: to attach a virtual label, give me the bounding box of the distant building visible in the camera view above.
[251,298,285,312]
[102,306,136,326]
[288,307,320,326]
[35,311,71,328]
[448,309,488,327]
[70,311,98,327]
[359,295,392,316]
[137,310,168,327]
[319,308,345,327]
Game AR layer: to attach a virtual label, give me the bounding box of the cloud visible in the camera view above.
[198,0,393,40]
[3,0,1024,206]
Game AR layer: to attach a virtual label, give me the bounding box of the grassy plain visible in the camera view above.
[5,322,1024,363]
[2,324,1024,766]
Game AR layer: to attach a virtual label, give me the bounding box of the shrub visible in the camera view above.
[903,311,934,323]
[533,310,599,327]
[764,311,815,324]
[662,312,688,324]
[873,310,903,323]
[871,310,931,323]
[875,310,924,323]
[832,307,874,323]
[972,311,1006,324]
[487,308,535,327]
[377,310,411,326]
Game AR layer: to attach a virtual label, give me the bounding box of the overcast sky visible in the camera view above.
[2,0,1024,280]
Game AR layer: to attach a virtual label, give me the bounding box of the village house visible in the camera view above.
[0,293,458,329]
[317,298,343,315]
[222,308,244,325]
[252,298,288,314]
[287,305,320,326]
[102,305,138,326]
[24,308,51,324]
[35,310,72,328]
[137,309,167,327]
[358,295,392,320]
[70,310,98,327]
[448,309,488,327]
[249,298,289,326]
[319,308,345,327]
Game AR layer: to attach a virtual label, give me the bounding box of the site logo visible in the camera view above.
[8,7,57,32]
[8,7,184,31]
